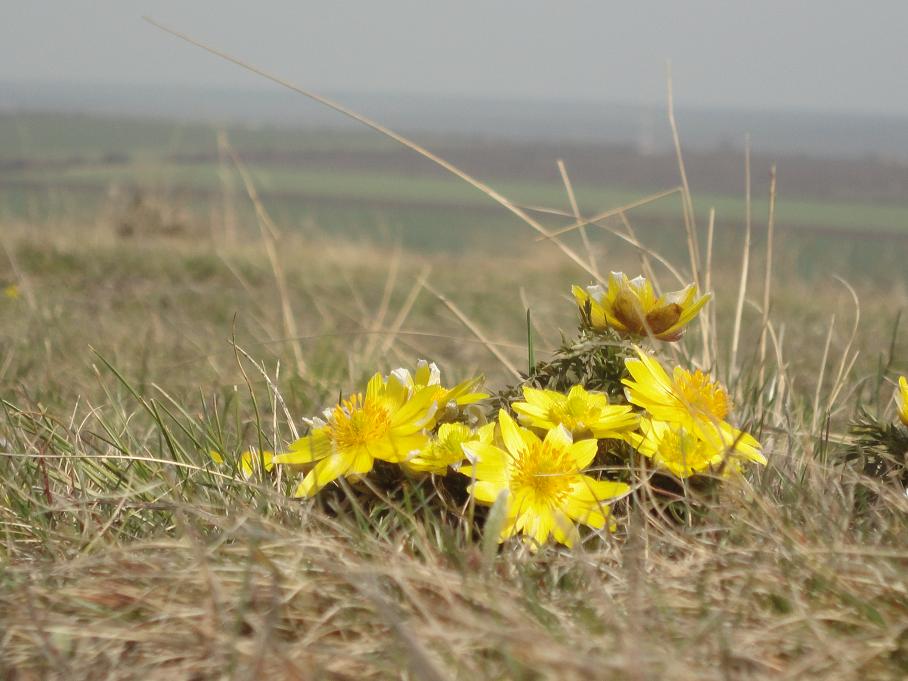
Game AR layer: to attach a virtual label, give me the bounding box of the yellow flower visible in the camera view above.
[622,347,765,473]
[897,376,908,427]
[404,422,495,475]
[273,372,438,497]
[511,385,638,439]
[3,284,20,300]
[239,450,274,479]
[208,449,275,479]
[623,346,729,430]
[461,410,629,548]
[628,418,764,478]
[572,272,709,341]
[391,359,487,411]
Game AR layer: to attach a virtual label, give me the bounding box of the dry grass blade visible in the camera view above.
[424,282,522,379]
[826,277,862,413]
[215,128,239,246]
[379,265,432,355]
[759,164,777,384]
[220,137,307,378]
[557,159,598,276]
[702,207,716,368]
[228,344,299,441]
[730,135,753,379]
[586,211,688,287]
[363,243,402,360]
[666,64,701,287]
[534,186,681,240]
[352,576,455,681]
[812,314,836,433]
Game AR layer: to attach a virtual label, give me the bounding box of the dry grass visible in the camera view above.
[0,212,906,680]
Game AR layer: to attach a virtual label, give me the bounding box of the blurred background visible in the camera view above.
[4,2,908,259]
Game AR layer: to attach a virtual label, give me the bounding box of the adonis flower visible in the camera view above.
[624,347,728,428]
[391,359,487,417]
[403,422,495,474]
[512,385,638,439]
[622,347,765,470]
[272,372,438,497]
[573,272,709,341]
[461,410,628,548]
[897,376,908,427]
[628,418,764,478]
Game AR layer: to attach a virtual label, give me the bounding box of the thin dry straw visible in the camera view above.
[730,135,753,379]
[666,63,701,289]
[811,315,835,434]
[826,277,861,413]
[215,129,238,246]
[423,283,522,379]
[228,344,299,440]
[703,207,716,369]
[759,164,777,385]
[363,243,402,360]
[557,159,598,277]
[534,187,681,240]
[379,266,432,355]
[220,137,307,378]
[585,210,688,287]
[143,17,605,287]
[618,212,661,294]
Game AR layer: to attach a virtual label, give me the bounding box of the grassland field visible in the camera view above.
[1,110,907,679]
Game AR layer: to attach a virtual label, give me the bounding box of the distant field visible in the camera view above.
[3,111,908,278]
[9,161,908,235]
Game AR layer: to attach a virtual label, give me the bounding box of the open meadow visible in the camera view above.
[1,106,907,680]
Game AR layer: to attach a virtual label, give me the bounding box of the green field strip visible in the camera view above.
[7,161,908,235]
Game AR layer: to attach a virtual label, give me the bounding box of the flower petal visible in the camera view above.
[273,429,332,465]
[460,442,509,484]
[470,480,508,504]
[498,410,527,457]
[542,424,574,454]
[568,438,599,469]
[293,451,369,497]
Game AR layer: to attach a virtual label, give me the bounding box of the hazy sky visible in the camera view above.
[4,2,908,115]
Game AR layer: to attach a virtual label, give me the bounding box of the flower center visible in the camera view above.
[435,424,471,458]
[613,290,681,335]
[511,441,575,502]
[674,370,729,420]
[547,393,596,433]
[549,407,579,433]
[329,394,392,450]
[659,427,705,463]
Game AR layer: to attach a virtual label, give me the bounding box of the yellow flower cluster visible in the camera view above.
[236,273,770,552]
[266,364,636,549]
[272,361,487,496]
